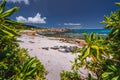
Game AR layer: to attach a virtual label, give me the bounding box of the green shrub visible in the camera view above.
[10,57,46,80]
[60,71,81,80]
[0,0,46,79]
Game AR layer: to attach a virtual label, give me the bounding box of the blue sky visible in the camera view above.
[3,0,120,29]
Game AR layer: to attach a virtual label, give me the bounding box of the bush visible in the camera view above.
[60,71,81,80]
[0,0,46,79]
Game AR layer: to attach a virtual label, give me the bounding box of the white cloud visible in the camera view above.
[16,16,27,22]
[64,23,81,26]
[7,0,30,5]
[28,13,46,23]
[68,26,82,29]
[16,13,46,24]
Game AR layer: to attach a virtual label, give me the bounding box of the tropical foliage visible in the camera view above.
[60,71,81,80]
[72,33,108,77]
[0,0,46,79]
[61,2,120,80]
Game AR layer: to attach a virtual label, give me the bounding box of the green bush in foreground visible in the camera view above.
[0,0,46,79]
[60,71,81,80]
[61,2,120,80]
[10,57,46,80]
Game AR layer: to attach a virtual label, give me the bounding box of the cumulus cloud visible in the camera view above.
[16,16,27,22]
[16,13,46,24]
[64,23,81,26]
[6,0,30,5]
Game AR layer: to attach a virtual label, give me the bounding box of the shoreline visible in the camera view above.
[19,30,86,46]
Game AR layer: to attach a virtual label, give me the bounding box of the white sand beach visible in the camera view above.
[17,34,88,80]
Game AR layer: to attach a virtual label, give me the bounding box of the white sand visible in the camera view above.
[17,35,88,80]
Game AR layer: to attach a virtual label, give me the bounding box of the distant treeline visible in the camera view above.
[6,18,44,30]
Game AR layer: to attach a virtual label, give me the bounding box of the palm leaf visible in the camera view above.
[0,28,14,36]
[112,76,119,80]
[90,33,96,41]
[5,19,23,25]
[25,67,38,77]
[102,72,113,78]
[0,7,19,18]
[22,58,36,73]
[115,2,120,6]
[0,0,6,14]
[91,45,99,59]
[84,33,90,43]
[1,24,19,36]
[107,65,117,71]
[81,47,90,61]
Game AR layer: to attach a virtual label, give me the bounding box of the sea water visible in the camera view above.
[38,29,111,38]
[63,29,111,37]
[72,29,111,34]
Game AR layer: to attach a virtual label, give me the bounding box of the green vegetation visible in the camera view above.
[61,2,120,80]
[13,24,44,30]
[60,71,81,80]
[0,0,46,79]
